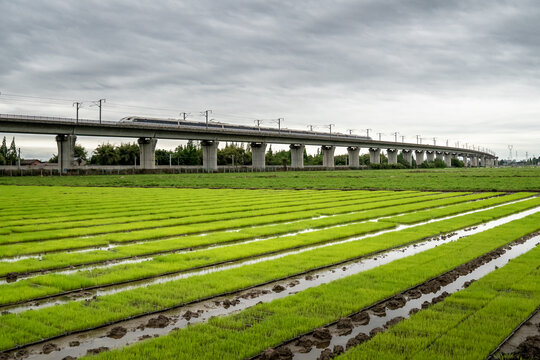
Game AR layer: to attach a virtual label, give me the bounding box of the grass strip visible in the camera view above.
[86,212,540,359]
[0,198,538,350]
[1,168,540,191]
[337,240,540,360]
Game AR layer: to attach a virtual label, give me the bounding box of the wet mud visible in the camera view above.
[493,306,540,360]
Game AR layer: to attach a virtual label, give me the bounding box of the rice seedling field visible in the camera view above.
[0,181,539,360]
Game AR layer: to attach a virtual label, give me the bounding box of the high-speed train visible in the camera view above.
[119,116,372,140]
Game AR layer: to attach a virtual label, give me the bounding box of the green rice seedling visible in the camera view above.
[337,241,540,360]
[84,214,540,360]
[0,190,430,244]
[3,188,375,234]
[0,200,538,350]
[0,192,499,275]
[0,192,451,255]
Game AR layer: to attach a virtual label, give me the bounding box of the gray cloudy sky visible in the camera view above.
[1,0,539,160]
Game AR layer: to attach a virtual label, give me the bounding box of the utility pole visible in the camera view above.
[254,119,262,130]
[201,110,212,129]
[95,99,106,124]
[179,112,189,126]
[17,147,21,169]
[416,135,421,144]
[366,128,372,138]
[377,132,383,141]
[73,102,82,124]
[272,118,283,133]
[169,153,172,167]
[347,129,354,135]
[393,132,399,142]
[308,125,315,131]
[433,137,436,146]
[401,135,405,143]
[446,139,449,147]
[327,124,334,135]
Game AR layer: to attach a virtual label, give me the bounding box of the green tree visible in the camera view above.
[397,153,412,168]
[116,143,139,165]
[0,152,6,165]
[7,137,17,165]
[451,158,464,168]
[49,145,88,164]
[0,137,7,160]
[360,154,370,165]
[90,143,120,165]
[335,154,348,165]
[266,149,290,165]
[172,140,202,165]
[305,148,322,165]
[218,143,250,165]
[74,145,88,162]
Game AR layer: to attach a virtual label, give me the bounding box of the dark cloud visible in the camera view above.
[1,0,539,159]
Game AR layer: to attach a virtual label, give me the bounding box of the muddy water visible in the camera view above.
[3,205,539,314]
[5,231,539,360]
[263,234,540,360]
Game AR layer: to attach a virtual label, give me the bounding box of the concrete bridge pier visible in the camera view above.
[56,134,77,173]
[443,152,452,167]
[462,154,468,166]
[201,140,219,172]
[251,142,267,170]
[387,149,398,165]
[137,137,157,169]
[415,150,425,164]
[290,144,305,169]
[471,156,478,167]
[321,145,335,168]
[369,148,380,164]
[402,149,413,165]
[435,151,444,162]
[347,146,360,168]
[426,151,435,162]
